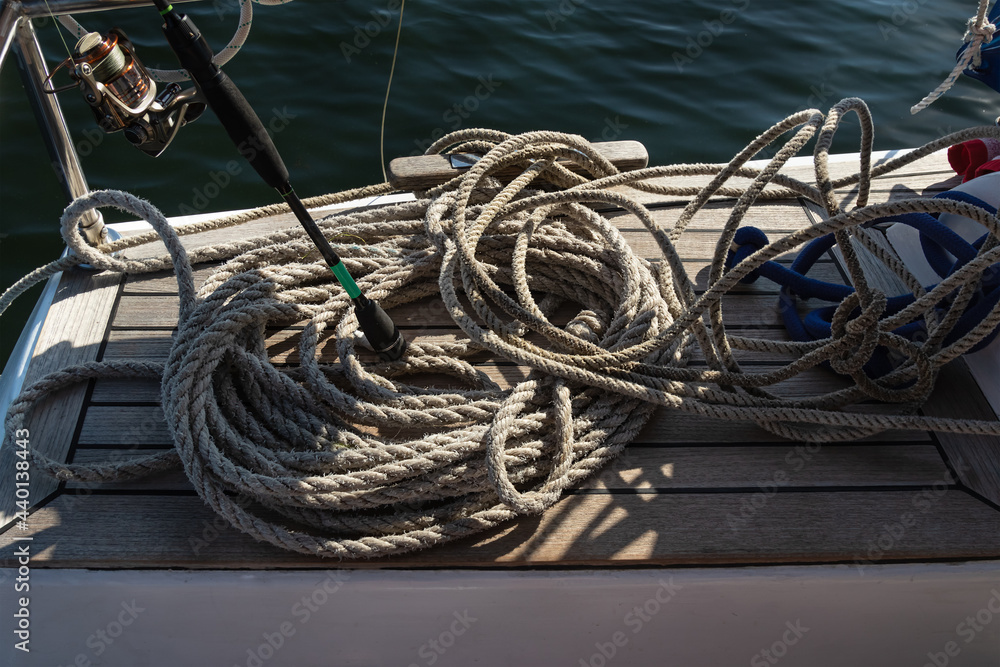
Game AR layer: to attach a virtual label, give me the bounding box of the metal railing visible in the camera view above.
[0,0,201,243]
[18,0,198,18]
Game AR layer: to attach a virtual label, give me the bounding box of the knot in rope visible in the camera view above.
[828,291,888,376]
[965,16,997,66]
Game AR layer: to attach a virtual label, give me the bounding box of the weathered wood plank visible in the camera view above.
[120,211,303,262]
[388,140,649,190]
[77,405,171,446]
[923,361,1000,507]
[123,265,218,294]
[109,292,806,329]
[117,230,843,293]
[97,325,807,371]
[585,443,946,489]
[81,383,930,444]
[0,268,120,526]
[112,295,181,328]
[622,200,817,234]
[2,488,996,568]
[638,409,928,444]
[62,443,947,493]
[116,260,843,305]
[101,328,174,362]
[75,378,930,452]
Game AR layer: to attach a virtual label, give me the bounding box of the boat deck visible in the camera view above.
[2,149,1000,570]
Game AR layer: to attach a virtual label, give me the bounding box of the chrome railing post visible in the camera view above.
[0,2,22,72]
[19,0,201,19]
[2,0,204,246]
[12,12,106,244]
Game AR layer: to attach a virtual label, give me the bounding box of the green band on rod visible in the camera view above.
[159,4,173,15]
[330,262,361,299]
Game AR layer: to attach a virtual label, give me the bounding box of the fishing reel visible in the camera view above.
[44,28,205,157]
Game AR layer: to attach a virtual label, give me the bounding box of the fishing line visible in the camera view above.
[380,0,406,182]
[40,0,74,59]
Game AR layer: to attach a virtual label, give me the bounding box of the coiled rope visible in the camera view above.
[6,98,1000,559]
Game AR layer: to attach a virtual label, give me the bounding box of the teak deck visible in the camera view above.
[2,150,1000,570]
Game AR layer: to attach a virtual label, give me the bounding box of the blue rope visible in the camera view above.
[724,192,1000,376]
[959,1,1000,95]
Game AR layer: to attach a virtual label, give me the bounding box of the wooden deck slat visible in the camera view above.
[85,364,861,403]
[121,257,844,298]
[117,202,821,277]
[121,212,304,261]
[97,325,812,368]
[74,392,931,446]
[123,265,219,294]
[117,227,846,293]
[4,489,997,568]
[923,361,1000,507]
[0,268,120,526]
[611,200,817,233]
[77,387,931,445]
[62,444,948,493]
[110,292,806,329]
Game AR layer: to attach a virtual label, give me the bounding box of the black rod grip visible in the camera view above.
[160,11,289,189]
[354,295,407,361]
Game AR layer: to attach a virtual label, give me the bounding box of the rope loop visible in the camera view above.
[8,102,1000,558]
[828,291,887,376]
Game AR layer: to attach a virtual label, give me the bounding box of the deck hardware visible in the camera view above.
[448,153,481,169]
[390,140,648,190]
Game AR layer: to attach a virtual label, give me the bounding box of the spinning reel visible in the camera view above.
[44,28,205,156]
[36,3,407,360]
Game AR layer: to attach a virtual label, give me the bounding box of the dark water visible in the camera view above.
[0,0,996,366]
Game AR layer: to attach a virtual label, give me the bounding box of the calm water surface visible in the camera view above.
[1,0,997,365]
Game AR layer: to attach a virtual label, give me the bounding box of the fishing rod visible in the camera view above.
[46,1,407,361]
[150,0,406,361]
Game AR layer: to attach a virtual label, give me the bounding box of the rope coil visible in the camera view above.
[6,98,1000,559]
